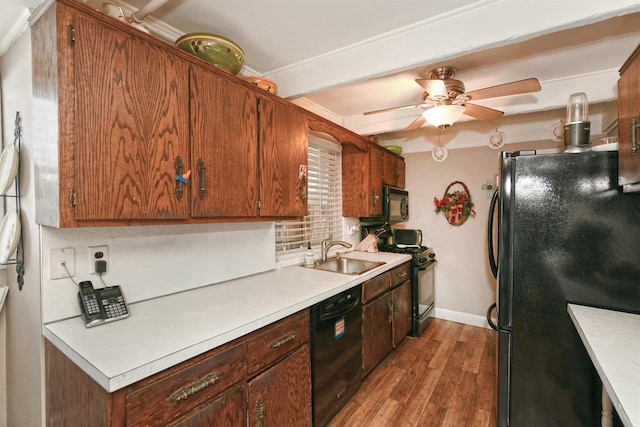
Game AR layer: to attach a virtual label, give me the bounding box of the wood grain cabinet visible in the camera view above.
[45,309,311,426]
[190,67,308,218]
[362,262,412,376]
[618,43,640,191]
[342,144,384,218]
[382,150,406,189]
[32,0,307,227]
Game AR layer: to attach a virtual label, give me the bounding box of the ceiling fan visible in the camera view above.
[364,66,541,130]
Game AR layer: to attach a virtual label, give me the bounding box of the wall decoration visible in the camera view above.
[487,130,506,149]
[432,146,448,162]
[434,181,476,226]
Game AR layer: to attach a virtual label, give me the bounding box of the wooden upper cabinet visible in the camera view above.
[72,12,191,222]
[342,144,384,218]
[382,150,405,189]
[189,65,259,217]
[258,96,309,217]
[32,0,311,227]
[618,43,640,191]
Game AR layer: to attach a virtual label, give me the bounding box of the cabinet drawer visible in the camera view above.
[246,309,310,376]
[390,262,411,288]
[362,272,390,303]
[125,342,245,427]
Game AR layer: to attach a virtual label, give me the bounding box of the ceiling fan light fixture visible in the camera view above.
[423,104,465,130]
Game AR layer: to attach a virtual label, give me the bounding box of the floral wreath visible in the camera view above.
[433,181,476,226]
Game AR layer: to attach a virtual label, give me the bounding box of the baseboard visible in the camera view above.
[434,307,491,329]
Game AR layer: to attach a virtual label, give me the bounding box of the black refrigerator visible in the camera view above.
[487,150,640,427]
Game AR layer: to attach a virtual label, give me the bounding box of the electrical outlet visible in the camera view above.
[89,245,109,274]
[50,248,75,280]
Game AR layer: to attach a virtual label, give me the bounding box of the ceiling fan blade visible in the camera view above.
[463,103,504,121]
[415,79,447,98]
[364,102,427,116]
[464,78,541,101]
[405,115,426,131]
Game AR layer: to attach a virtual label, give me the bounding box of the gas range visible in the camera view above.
[377,244,435,268]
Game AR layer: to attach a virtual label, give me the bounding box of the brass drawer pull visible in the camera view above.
[632,117,639,156]
[256,397,265,427]
[166,372,220,402]
[396,271,408,280]
[269,331,296,348]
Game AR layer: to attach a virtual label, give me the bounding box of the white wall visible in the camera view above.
[1,29,41,427]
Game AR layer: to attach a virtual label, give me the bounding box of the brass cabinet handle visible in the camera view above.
[256,397,265,427]
[388,300,394,324]
[396,271,408,281]
[301,175,308,201]
[174,156,184,201]
[197,158,206,199]
[269,331,296,348]
[166,372,220,402]
[394,302,399,320]
[632,117,639,156]
[373,191,379,205]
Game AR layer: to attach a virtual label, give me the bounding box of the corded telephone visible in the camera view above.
[78,281,130,328]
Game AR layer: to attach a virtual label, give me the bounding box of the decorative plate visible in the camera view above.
[487,131,506,149]
[0,211,20,264]
[0,145,19,196]
[432,146,448,162]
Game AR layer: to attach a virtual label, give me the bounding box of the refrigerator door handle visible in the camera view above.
[487,302,498,331]
[488,189,499,279]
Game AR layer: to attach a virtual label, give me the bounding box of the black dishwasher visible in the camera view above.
[311,285,362,427]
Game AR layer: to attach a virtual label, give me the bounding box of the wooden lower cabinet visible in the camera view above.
[45,309,311,426]
[362,262,412,376]
[248,346,312,426]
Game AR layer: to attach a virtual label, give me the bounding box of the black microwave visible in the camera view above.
[361,186,409,224]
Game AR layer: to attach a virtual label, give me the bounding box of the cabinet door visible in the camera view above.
[362,292,393,376]
[392,280,412,347]
[368,147,384,215]
[248,345,312,426]
[618,45,640,188]
[190,65,259,217]
[73,13,190,221]
[258,97,308,217]
[166,384,246,427]
[382,151,406,189]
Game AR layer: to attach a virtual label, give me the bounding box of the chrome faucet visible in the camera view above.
[321,238,353,262]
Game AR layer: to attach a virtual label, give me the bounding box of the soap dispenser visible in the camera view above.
[304,243,315,267]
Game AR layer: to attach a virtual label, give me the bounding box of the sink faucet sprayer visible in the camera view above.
[321,239,353,262]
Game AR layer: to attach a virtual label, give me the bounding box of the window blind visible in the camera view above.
[275,134,342,260]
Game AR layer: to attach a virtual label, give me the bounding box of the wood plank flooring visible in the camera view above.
[327,318,497,427]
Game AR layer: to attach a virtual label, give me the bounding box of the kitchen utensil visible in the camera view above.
[175,32,244,75]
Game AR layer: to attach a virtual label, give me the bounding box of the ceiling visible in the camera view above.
[3,0,640,145]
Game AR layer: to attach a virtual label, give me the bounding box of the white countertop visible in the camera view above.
[568,304,640,427]
[43,251,410,392]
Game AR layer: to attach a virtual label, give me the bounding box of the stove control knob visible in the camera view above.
[428,253,436,258]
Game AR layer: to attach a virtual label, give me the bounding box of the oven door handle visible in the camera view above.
[418,260,437,270]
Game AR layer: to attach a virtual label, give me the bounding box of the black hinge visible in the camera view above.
[67,25,75,46]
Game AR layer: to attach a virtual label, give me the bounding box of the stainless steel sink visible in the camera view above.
[314,257,385,275]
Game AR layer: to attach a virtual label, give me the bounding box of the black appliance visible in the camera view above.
[487,150,640,426]
[361,186,409,224]
[364,224,437,337]
[310,285,362,427]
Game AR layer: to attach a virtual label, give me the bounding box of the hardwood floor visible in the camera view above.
[327,318,497,427]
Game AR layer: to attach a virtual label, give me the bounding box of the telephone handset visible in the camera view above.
[78,281,130,328]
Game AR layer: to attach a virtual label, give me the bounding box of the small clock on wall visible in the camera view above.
[487,130,506,149]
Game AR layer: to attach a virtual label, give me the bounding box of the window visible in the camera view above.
[275,133,342,261]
